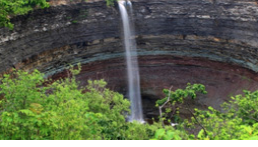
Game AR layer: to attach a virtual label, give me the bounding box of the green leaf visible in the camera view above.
[155,129,165,139]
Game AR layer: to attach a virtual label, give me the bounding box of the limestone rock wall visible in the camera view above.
[134,0,258,71]
[1,0,258,73]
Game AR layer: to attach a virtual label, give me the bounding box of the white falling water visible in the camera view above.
[118,0,144,122]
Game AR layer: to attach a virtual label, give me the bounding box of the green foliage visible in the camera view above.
[105,0,117,7]
[123,121,158,140]
[85,79,131,140]
[151,125,192,140]
[0,66,130,139]
[184,91,258,140]
[154,84,258,140]
[0,66,190,140]
[156,83,207,106]
[152,128,183,140]
[71,20,78,24]
[0,0,49,29]
[0,0,115,29]
[156,83,207,123]
[222,90,258,125]
[122,121,189,140]
[1,66,258,140]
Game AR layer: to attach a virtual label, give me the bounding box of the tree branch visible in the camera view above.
[159,86,173,127]
[185,102,207,136]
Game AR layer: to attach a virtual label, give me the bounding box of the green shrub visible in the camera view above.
[1,66,258,140]
[183,91,258,140]
[0,66,130,139]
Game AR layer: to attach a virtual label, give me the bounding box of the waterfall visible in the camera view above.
[118,0,144,122]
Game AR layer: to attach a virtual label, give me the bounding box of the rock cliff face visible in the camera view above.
[1,0,258,119]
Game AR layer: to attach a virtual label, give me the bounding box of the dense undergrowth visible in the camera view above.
[0,65,258,140]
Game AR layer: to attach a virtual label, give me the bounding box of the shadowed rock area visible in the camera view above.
[1,0,258,119]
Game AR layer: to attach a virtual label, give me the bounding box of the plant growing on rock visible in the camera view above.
[0,0,49,29]
[106,0,117,6]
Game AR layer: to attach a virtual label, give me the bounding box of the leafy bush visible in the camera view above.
[1,66,258,140]
[155,84,258,140]
[0,67,130,139]
[156,83,207,125]
[183,91,258,140]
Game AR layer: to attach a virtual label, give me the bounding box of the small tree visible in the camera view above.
[156,83,207,126]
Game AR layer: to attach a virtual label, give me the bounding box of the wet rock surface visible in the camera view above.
[1,0,258,119]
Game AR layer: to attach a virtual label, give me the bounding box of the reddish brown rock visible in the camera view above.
[51,55,258,119]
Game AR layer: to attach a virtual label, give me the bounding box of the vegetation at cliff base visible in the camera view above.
[0,67,258,140]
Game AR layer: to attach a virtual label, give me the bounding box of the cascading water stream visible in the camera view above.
[118,0,144,122]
